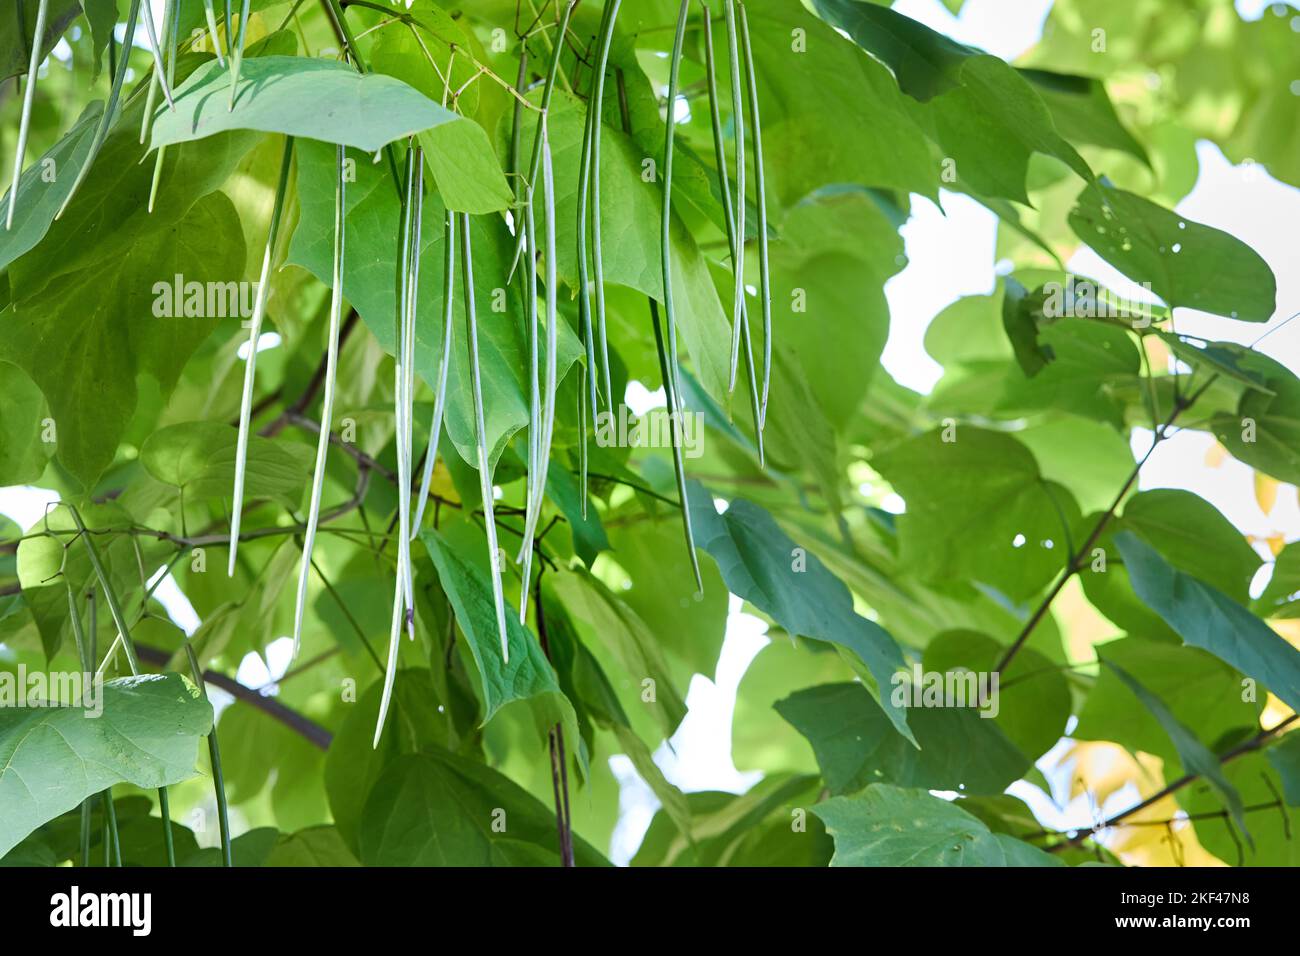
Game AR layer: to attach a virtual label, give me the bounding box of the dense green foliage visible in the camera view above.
[1,0,1298,868]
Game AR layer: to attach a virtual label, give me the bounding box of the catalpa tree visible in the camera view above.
[0,0,1298,869]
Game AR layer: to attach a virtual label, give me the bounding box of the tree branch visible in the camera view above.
[995,374,1218,674]
[135,643,333,751]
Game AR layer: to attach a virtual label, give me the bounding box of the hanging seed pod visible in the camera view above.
[55,0,145,220]
[146,0,182,213]
[391,144,417,636]
[574,3,607,437]
[5,0,48,231]
[661,0,704,593]
[291,144,347,660]
[701,2,763,464]
[203,0,226,65]
[374,563,405,746]
[229,0,252,111]
[229,136,295,575]
[139,0,176,112]
[517,121,560,621]
[723,0,746,394]
[508,0,577,281]
[411,211,457,538]
[737,1,771,430]
[461,211,511,663]
[589,0,623,415]
[399,144,424,629]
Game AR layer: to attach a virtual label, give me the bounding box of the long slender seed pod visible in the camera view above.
[146,0,181,213]
[373,574,403,747]
[508,0,577,282]
[391,144,415,636]
[55,0,144,220]
[411,212,456,538]
[6,0,48,231]
[291,144,347,660]
[139,0,175,111]
[515,186,541,569]
[507,48,542,553]
[574,2,607,423]
[461,211,510,663]
[737,2,771,429]
[400,146,424,629]
[182,644,233,866]
[229,136,295,575]
[139,0,178,144]
[517,122,560,618]
[229,0,252,111]
[723,0,746,392]
[203,0,226,65]
[702,4,763,465]
[662,0,704,593]
[589,0,622,414]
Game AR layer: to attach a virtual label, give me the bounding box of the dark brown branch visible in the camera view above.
[136,643,333,751]
[995,375,1218,674]
[1041,713,1299,852]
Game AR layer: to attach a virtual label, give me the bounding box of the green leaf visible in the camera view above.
[324,668,453,850]
[0,0,81,81]
[0,674,213,859]
[0,193,247,487]
[1116,530,1300,714]
[541,592,692,839]
[1068,180,1277,322]
[150,56,458,152]
[357,750,610,866]
[776,681,1029,796]
[924,630,1071,761]
[549,566,689,738]
[1076,637,1261,771]
[603,518,728,681]
[0,103,104,274]
[265,826,361,867]
[140,421,313,505]
[420,525,578,745]
[685,483,912,743]
[419,120,514,214]
[1266,733,1300,806]
[1210,351,1300,485]
[1255,542,1300,620]
[0,360,51,484]
[812,0,1093,203]
[631,773,822,867]
[1118,489,1261,605]
[1100,656,1250,841]
[738,0,940,203]
[544,467,609,568]
[871,427,1082,601]
[812,785,1062,867]
[1019,69,1149,165]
